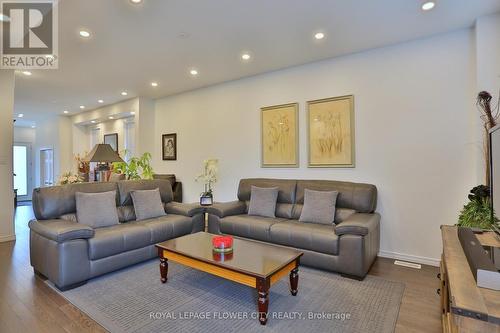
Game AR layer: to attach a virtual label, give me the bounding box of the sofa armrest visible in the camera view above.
[28,219,95,243]
[205,201,247,218]
[334,213,380,236]
[165,202,204,217]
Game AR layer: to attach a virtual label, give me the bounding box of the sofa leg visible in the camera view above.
[341,273,364,281]
[55,280,88,291]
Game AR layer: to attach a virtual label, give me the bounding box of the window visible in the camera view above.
[124,121,135,162]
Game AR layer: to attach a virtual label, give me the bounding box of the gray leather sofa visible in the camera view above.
[29,179,204,290]
[207,178,380,279]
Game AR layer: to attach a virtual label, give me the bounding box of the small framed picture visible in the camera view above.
[162,133,177,160]
[104,133,118,152]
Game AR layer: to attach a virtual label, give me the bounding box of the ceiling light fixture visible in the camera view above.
[79,30,91,38]
[314,32,325,40]
[91,120,96,123]
[63,110,69,114]
[22,71,32,76]
[31,125,36,129]
[98,99,104,103]
[421,1,435,11]
[121,91,128,96]
[151,82,158,87]
[241,53,251,61]
[109,116,114,119]
[130,0,143,3]
[130,111,136,115]
[18,113,24,118]
[190,69,198,76]
[80,105,85,109]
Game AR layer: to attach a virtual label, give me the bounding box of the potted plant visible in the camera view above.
[195,159,218,206]
[458,185,499,229]
[112,151,154,180]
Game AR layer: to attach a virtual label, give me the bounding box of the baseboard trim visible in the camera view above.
[0,234,16,243]
[378,250,440,267]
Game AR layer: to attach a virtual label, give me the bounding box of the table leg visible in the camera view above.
[257,278,269,325]
[290,267,299,296]
[160,257,168,283]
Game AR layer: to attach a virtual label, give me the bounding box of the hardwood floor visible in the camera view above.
[0,205,441,332]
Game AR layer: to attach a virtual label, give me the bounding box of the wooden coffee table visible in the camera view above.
[156,232,303,325]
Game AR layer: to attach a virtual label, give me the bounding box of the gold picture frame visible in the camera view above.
[261,103,299,168]
[307,95,355,168]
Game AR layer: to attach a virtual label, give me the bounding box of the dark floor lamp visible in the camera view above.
[85,144,124,182]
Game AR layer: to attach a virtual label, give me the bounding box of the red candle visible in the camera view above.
[212,235,233,249]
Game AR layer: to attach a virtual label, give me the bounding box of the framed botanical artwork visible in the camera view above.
[162,133,177,160]
[261,103,299,167]
[104,133,118,152]
[307,95,355,168]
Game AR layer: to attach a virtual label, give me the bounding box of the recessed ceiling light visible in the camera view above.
[130,111,136,115]
[121,91,128,96]
[80,105,85,109]
[241,53,251,61]
[18,114,24,118]
[63,110,69,114]
[79,30,91,38]
[151,82,158,87]
[314,32,325,40]
[98,99,104,103]
[22,71,32,76]
[130,0,142,3]
[190,69,198,76]
[421,1,435,10]
[91,120,96,124]
[109,116,114,119]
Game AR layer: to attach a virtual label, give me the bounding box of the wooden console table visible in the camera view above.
[440,225,500,333]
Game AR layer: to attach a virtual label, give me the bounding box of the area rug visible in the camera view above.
[49,260,405,333]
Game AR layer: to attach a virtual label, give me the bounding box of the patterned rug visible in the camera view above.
[49,259,404,333]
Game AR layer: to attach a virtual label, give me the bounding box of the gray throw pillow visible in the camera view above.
[299,189,339,225]
[247,186,279,218]
[76,191,119,228]
[130,188,166,221]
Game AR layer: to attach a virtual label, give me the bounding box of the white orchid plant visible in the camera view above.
[195,159,218,196]
[58,172,84,185]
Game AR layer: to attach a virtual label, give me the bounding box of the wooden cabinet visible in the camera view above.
[440,226,500,333]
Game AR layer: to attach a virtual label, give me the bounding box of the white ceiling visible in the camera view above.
[12,0,500,124]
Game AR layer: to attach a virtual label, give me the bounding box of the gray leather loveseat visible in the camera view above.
[29,179,204,290]
[207,178,380,279]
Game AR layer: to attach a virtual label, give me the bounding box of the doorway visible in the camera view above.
[40,148,54,187]
[13,143,32,201]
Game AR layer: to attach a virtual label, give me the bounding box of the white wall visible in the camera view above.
[0,70,15,242]
[153,29,477,265]
[34,116,73,187]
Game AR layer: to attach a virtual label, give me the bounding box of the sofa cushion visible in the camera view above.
[299,189,338,225]
[270,221,339,255]
[130,188,166,221]
[132,214,193,243]
[220,215,286,242]
[32,182,118,220]
[75,191,119,228]
[296,180,377,213]
[248,186,279,218]
[118,179,173,206]
[88,224,151,260]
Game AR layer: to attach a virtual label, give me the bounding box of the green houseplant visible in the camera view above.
[458,185,498,229]
[112,151,154,180]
